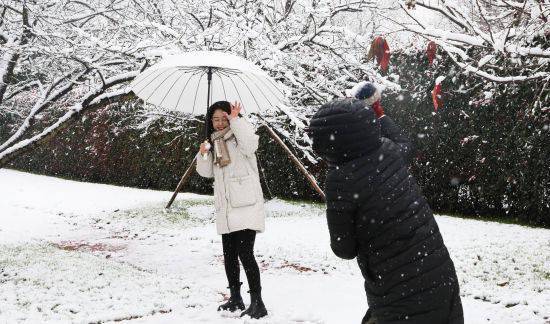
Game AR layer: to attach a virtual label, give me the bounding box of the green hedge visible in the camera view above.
[1,50,548,226]
[1,103,321,201]
[383,51,549,226]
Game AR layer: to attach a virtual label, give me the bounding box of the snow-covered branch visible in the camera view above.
[0,71,138,168]
[397,0,550,82]
[0,3,32,105]
[0,69,91,153]
[0,0,397,165]
[4,80,41,101]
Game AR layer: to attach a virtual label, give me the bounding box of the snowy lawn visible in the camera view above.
[1,169,549,323]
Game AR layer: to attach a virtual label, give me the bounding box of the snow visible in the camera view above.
[442,47,549,83]
[407,26,486,47]
[1,169,549,323]
[389,1,550,83]
[0,75,136,163]
[0,71,76,153]
[478,55,495,68]
[505,45,550,58]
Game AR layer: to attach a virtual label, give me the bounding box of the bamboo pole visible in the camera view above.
[165,155,198,208]
[261,124,326,201]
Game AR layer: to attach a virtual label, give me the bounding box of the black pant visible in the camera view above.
[222,229,261,293]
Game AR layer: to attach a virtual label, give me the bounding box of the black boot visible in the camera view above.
[240,291,267,319]
[217,285,245,312]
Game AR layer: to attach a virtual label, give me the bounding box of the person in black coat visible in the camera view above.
[308,82,464,324]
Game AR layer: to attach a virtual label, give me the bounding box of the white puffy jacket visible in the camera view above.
[196,117,265,234]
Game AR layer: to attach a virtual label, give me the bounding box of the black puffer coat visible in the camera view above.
[309,99,463,324]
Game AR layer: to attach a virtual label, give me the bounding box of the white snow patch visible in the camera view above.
[1,170,549,323]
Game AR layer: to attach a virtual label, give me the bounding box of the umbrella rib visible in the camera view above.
[234,73,265,114]
[260,72,286,99]
[132,68,169,93]
[248,73,285,102]
[133,66,202,93]
[241,73,275,109]
[191,69,207,115]
[217,71,228,101]
[232,74,262,115]
[173,70,202,111]
[226,75,246,111]
[159,70,192,107]
[209,68,215,107]
[157,69,189,106]
[131,67,161,91]
[136,68,177,102]
[145,69,183,102]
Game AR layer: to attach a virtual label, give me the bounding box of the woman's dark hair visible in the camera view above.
[205,101,232,142]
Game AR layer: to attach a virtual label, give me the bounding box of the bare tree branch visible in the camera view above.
[414,1,469,31]
[0,70,138,167]
[4,80,41,101]
[0,69,91,153]
[0,91,136,168]
[0,3,33,105]
[396,0,549,82]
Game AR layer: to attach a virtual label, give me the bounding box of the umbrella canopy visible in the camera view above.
[130,51,286,115]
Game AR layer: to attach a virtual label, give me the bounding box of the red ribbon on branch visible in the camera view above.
[426,41,437,65]
[367,36,390,72]
[432,76,446,111]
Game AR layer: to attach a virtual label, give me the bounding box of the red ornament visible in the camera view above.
[432,83,443,111]
[426,41,437,65]
[367,36,391,72]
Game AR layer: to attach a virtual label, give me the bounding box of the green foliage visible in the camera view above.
[385,51,549,227]
[1,51,548,226]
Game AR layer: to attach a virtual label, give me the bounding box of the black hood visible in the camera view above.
[309,98,381,164]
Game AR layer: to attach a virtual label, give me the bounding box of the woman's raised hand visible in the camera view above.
[223,101,242,120]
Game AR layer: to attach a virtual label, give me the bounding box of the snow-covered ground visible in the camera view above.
[1,169,549,324]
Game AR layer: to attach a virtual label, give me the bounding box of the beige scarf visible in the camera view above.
[211,128,232,167]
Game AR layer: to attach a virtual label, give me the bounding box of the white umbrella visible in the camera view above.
[131,51,308,208]
[130,51,286,116]
[131,51,324,208]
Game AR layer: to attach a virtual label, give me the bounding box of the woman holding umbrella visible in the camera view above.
[196,100,268,319]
